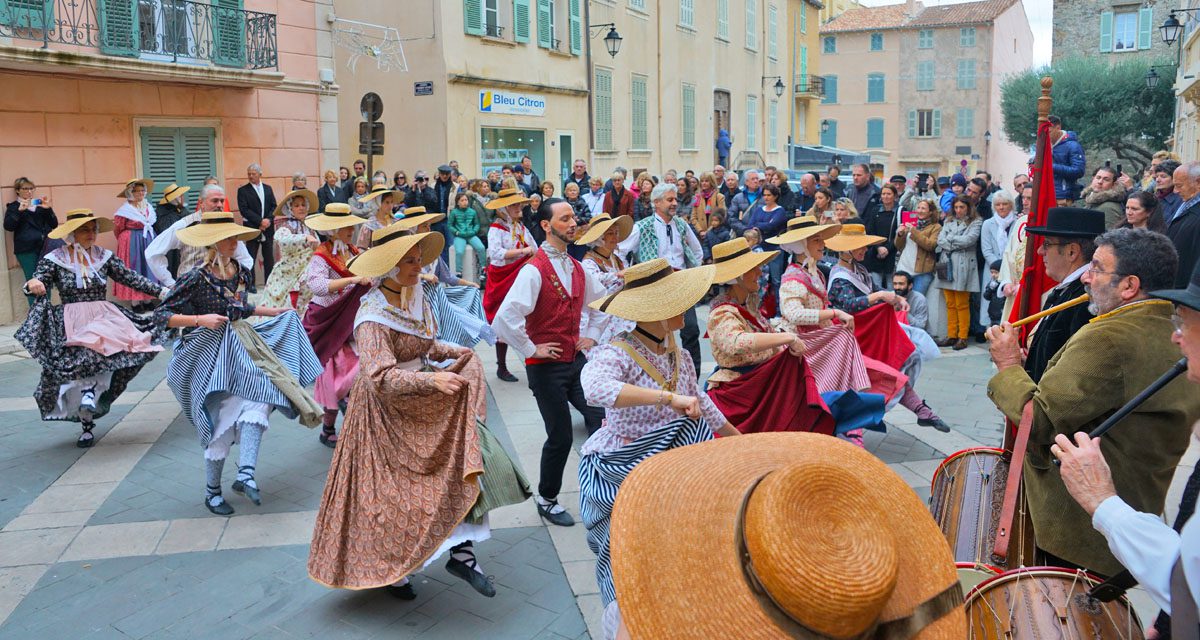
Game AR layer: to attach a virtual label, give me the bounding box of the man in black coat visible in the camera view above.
[430,165,456,262]
[1168,163,1200,289]
[236,163,277,282]
[1020,207,1103,382]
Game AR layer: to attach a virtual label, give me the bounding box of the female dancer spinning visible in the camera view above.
[260,189,320,312]
[482,188,537,381]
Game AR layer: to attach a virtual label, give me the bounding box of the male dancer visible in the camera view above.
[493,198,607,526]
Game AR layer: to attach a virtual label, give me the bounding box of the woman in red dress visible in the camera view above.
[113,178,159,312]
[482,188,536,382]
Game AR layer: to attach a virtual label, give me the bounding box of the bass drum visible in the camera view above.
[966,567,1145,639]
[929,447,1035,569]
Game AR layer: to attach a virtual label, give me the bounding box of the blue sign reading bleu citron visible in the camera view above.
[478,90,547,116]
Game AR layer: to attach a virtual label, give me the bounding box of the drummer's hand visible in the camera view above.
[24,278,45,296]
[432,371,467,395]
[667,393,702,420]
[986,322,1023,371]
[1052,432,1117,516]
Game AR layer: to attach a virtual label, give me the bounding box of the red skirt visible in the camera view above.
[483,258,530,323]
[708,350,836,435]
[851,303,915,372]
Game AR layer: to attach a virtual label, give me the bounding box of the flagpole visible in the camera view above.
[1016,76,1054,325]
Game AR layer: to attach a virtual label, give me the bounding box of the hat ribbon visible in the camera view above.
[598,264,672,312]
[788,218,820,230]
[714,246,751,263]
[735,475,964,640]
[371,227,412,248]
[65,211,94,221]
[324,208,352,218]
[199,214,236,225]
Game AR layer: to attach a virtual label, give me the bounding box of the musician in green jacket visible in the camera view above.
[986,228,1200,577]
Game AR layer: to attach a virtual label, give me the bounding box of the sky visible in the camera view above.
[859,0,1053,66]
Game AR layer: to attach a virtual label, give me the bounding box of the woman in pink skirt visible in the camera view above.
[113,178,160,312]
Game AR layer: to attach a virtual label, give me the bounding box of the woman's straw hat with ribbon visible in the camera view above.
[612,432,964,639]
[393,206,446,230]
[117,178,155,198]
[273,189,318,218]
[176,211,261,247]
[766,215,841,246]
[347,227,444,278]
[711,237,779,284]
[49,209,115,240]
[306,203,366,232]
[356,184,402,205]
[574,213,633,246]
[590,259,716,322]
[485,187,531,210]
[159,183,191,205]
[825,223,887,253]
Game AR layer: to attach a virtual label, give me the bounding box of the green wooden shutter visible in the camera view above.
[717,0,728,38]
[799,45,808,86]
[820,120,836,147]
[594,69,613,150]
[746,0,757,50]
[1138,7,1153,50]
[568,0,581,54]
[822,75,837,103]
[212,0,246,67]
[140,127,216,210]
[536,0,551,48]
[768,4,777,59]
[932,109,942,137]
[908,110,917,138]
[682,84,696,149]
[98,0,139,57]
[513,0,531,43]
[1099,11,1113,52]
[0,0,53,29]
[632,75,648,148]
[140,128,179,205]
[800,3,806,33]
[464,0,485,35]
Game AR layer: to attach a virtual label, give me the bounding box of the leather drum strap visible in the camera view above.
[993,401,1034,563]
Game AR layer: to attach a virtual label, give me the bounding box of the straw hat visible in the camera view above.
[612,432,964,639]
[767,215,842,246]
[117,178,154,198]
[711,237,779,284]
[357,184,402,204]
[273,189,318,218]
[589,259,716,322]
[48,209,114,240]
[176,212,261,247]
[305,203,366,232]
[485,187,531,210]
[159,183,191,205]
[393,207,446,230]
[825,223,887,253]
[347,229,444,278]
[574,213,633,246]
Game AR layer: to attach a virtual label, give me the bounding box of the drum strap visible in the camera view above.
[1171,557,1199,637]
[993,401,1034,563]
[1088,570,1138,603]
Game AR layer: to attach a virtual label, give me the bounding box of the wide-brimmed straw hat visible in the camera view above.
[306,203,366,232]
[711,237,779,284]
[347,229,444,278]
[159,183,190,205]
[176,211,261,247]
[574,213,633,246]
[612,432,964,639]
[117,178,155,198]
[273,189,318,218]
[485,187,531,210]
[393,207,446,230]
[589,259,715,322]
[825,223,887,253]
[48,209,115,240]
[357,184,402,204]
[767,215,842,246]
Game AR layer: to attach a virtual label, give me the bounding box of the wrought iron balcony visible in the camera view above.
[793,75,825,97]
[0,0,278,70]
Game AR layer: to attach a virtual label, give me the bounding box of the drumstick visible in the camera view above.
[1011,294,1089,329]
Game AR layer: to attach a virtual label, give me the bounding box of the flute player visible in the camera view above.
[985,228,1200,579]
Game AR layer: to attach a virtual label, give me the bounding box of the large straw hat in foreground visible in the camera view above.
[766,215,841,246]
[305,203,366,232]
[825,223,887,253]
[273,189,318,218]
[574,213,633,246]
[348,228,444,278]
[711,237,778,284]
[590,259,715,322]
[176,212,261,247]
[485,187,531,210]
[612,432,964,639]
[117,178,154,198]
[48,209,115,240]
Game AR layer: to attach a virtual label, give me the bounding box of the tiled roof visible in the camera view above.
[820,0,1017,34]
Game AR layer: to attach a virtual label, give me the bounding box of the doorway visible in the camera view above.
[558,133,573,186]
[713,90,731,165]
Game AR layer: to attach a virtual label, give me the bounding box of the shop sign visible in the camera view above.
[478,89,546,116]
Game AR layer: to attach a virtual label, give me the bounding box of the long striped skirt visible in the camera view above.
[578,418,713,608]
[166,312,323,449]
[426,282,496,348]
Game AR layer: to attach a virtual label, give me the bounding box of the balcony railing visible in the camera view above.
[794,75,825,97]
[0,0,277,70]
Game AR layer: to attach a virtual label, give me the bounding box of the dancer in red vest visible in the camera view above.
[492,198,608,526]
[483,188,537,382]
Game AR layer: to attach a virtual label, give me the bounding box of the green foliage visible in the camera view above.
[999,56,1176,171]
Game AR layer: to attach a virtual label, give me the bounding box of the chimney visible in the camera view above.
[906,0,921,18]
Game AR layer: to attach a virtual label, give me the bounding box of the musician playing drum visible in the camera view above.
[986,228,1200,578]
[1054,260,1200,639]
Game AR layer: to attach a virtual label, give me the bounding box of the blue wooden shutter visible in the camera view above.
[799,45,808,86]
[180,128,217,209]
[932,109,942,137]
[212,0,246,67]
[513,0,531,43]
[0,0,53,29]
[1138,7,1153,50]
[140,128,178,205]
[908,110,917,138]
[464,0,485,35]
[568,0,581,54]
[141,127,216,210]
[98,0,139,57]
[1099,11,1113,52]
[822,75,837,103]
[536,0,552,48]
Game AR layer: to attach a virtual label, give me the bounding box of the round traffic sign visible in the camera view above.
[360,92,383,121]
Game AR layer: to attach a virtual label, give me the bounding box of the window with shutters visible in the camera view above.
[0,0,53,29]
[631,74,649,149]
[679,0,694,28]
[717,0,729,39]
[956,108,975,138]
[594,68,614,150]
[867,73,884,103]
[866,119,884,148]
[1111,11,1137,51]
[823,35,835,53]
[800,4,807,33]
[745,0,758,51]
[909,109,941,138]
[870,32,883,51]
[536,0,558,49]
[139,126,217,210]
[485,0,501,36]
[918,29,933,49]
[960,27,975,47]
[820,119,837,147]
[768,100,778,152]
[767,4,777,59]
[682,84,696,149]
[746,95,758,150]
[917,61,934,91]
[956,58,976,89]
[822,74,837,103]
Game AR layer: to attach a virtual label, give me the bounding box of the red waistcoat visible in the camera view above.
[525,248,585,366]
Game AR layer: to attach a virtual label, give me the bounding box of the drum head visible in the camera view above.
[955,562,1000,596]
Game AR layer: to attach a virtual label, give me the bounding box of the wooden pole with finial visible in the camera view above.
[1016,76,1054,324]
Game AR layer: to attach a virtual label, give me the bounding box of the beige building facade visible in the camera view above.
[1171,0,1200,161]
[789,0,826,147]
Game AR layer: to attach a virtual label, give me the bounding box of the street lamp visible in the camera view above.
[589,23,623,58]
[984,130,991,164]
[1147,67,1161,89]
[761,76,785,98]
[1161,12,1184,47]
[821,119,830,134]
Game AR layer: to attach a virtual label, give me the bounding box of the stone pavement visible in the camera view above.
[0,320,1193,639]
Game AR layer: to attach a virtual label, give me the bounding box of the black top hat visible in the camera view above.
[1023,207,1106,238]
[1150,260,1200,313]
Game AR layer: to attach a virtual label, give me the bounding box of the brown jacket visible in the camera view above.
[603,188,635,219]
[691,191,727,232]
[894,222,941,275]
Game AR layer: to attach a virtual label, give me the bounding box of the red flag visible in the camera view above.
[1007,121,1060,344]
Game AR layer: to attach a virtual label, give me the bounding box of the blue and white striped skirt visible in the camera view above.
[578,418,712,607]
[167,312,323,449]
[425,282,496,348]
